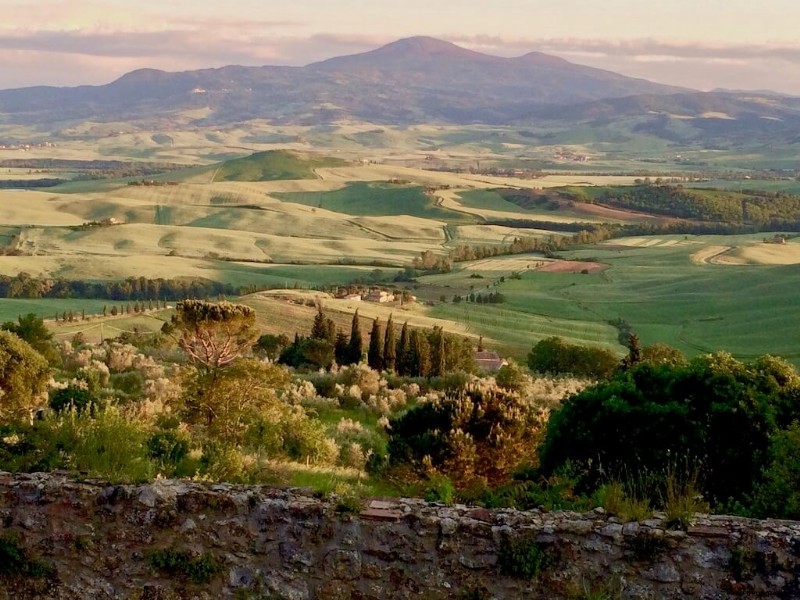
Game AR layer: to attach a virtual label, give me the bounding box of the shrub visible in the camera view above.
[68,408,154,483]
[497,535,556,580]
[388,386,545,489]
[49,385,96,414]
[147,547,222,584]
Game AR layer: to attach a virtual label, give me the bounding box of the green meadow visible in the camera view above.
[432,236,800,364]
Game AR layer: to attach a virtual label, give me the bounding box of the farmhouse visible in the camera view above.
[364,289,394,303]
[475,350,505,372]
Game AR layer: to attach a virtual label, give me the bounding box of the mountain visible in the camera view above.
[517,91,800,145]
[0,36,688,127]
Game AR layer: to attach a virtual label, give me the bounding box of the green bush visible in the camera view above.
[538,353,800,508]
[68,408,154,483]
[49,385,96,414]
[751,422,800,519]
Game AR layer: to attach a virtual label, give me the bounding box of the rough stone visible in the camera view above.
[0,473,796,600]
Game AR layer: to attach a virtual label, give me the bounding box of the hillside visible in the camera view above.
[213,150,349,182]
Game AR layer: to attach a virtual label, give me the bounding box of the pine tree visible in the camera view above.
[383,314,396,372]
[396,321,410,375]
[346,310,363,364]
[368,318,383,371]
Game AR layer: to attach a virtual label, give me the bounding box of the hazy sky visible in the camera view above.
[2,0,800,94]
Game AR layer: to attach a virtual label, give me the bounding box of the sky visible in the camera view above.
[2,0,800,94]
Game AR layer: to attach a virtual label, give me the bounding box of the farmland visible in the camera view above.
[0,129,797,367]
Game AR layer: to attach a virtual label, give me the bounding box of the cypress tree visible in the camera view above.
[310,306,328,340]
[325,318,336,345]
[396,321,410,375]
[347,310,363,364]
[334,330,350,365]
[431,327,446,377]
[383,314,396,372]
[368,318,383,371]
[408,329,431,377]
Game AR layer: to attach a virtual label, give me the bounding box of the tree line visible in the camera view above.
[271,306,475,376]
[0,274,241,301]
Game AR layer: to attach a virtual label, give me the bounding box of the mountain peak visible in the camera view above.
[375,36,477,57]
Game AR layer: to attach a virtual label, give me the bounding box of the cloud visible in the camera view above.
[448,35,800,65]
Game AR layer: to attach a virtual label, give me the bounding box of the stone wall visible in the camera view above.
[1,472,799,599]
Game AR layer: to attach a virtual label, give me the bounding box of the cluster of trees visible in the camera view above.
[276,306,475,376]
[0,158,184,181]
[453,291,505,304]
[537,352,800,518]
[527,337,620,379]
[0,274,240,301]
[594,184,800,227]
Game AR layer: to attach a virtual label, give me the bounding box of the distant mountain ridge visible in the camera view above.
[0,36,689,127]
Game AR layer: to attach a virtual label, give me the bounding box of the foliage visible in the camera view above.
[253,333,291,360]
[387,385,544,489]
[538,353,800,507]
[172,300,258,371]
[49,385,97,414]
[661,468,709,530]
[527,337,618,379]
[750,422,800,520]
[0,330,50,421]
[497,535,556,580]
[64,408,154,483]
[0,535,54,579]
[278,336,334,370]
[181,359,291,443]
[0,273,239,301]
[147,547,222,584]
[367,318,383,371]
[641,343,687,367]
[1,313,58,364]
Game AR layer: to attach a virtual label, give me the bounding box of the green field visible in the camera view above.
[275,182,474,221]
[431,236,800,364]
[0,298,110,323]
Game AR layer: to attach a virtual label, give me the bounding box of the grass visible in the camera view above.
[213,150,348,182]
